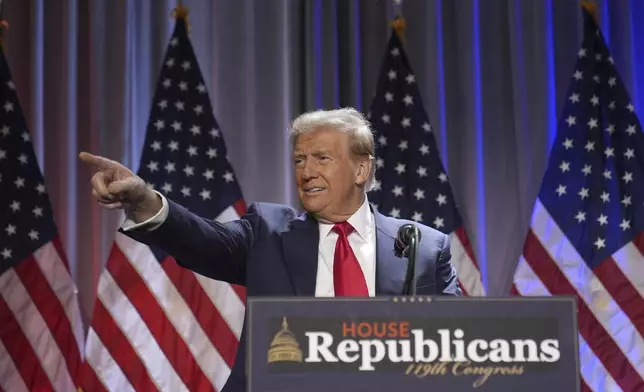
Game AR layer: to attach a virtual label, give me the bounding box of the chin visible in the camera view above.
[300,199,325,214]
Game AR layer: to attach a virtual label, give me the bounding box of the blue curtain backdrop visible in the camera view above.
[3,0,644,325]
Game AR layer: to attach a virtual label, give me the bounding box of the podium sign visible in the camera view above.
[246,296,580,392]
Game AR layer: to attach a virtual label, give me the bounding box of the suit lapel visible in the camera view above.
[281,213,319,296]
[373,208,407,295]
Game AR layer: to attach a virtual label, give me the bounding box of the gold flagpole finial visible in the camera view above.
[580,1,599,25]
[171,0,190,32]
[0,0,8,49]
[0,20,8,48]
[391,0,405,44]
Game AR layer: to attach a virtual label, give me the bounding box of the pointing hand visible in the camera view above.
[79,151,162,222]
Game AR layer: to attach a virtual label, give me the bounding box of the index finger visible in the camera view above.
[79,151,119,171]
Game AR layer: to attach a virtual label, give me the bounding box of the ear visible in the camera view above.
[354,156,371,186]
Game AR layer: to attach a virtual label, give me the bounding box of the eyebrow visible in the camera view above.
[294,149,333,157]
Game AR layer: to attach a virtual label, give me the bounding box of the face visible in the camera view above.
[293,127,370,221]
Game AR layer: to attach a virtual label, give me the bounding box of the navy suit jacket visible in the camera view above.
[124,197,461,392]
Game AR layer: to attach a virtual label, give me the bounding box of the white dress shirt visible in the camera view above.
[121,192,377,297]
[314,197,376,297]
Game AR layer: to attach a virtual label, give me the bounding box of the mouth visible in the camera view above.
[303,187,326,194]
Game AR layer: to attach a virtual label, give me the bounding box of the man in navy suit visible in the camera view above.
[80,107,461,392]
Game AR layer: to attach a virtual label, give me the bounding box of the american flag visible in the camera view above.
[511,7,644,392]
[366,27,485,296]
[0,45,85,389]
[80,12,247,392]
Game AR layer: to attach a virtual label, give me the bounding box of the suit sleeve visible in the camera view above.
[121,197,260,286]
[436,233,463,296]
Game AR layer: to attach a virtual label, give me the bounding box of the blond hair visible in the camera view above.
[290,107,376,191]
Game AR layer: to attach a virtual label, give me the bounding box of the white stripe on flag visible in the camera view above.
[97,270,187,392]
[531,200,644,378]
[449,232,485,296]
[84,328,134,392]
[215,205,242,224]
[612,242,644,299]
[33,242,85,354]
[0,268,76,392]
[194,274,245,339]
[115,233,231,391]
[0,340,29,392]
[513,256,620,391]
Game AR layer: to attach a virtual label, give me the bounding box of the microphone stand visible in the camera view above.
[401,225,421,296]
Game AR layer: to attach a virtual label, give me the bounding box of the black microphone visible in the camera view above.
[396,224,421,296]
[395,224,419,256]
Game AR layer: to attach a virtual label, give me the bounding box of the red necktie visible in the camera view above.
[332,222,369,296]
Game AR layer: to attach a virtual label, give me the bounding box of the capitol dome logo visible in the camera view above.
[267,317,303,363]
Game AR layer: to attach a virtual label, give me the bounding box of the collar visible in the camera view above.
[317,196,373,242]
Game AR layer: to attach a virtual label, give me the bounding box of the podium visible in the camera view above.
[245,296,580,392]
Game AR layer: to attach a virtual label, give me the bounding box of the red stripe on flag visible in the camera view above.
[457,279,469,296]
[580,378,592,392]
[522,230,644,391]
[233,200,246,217]
[13,255,81,386]
[162,257,239,367]
[79,358,108,392]
[454,227,480,268]
[0,293,54,392]
[592,257,644,338]
[85,298,157,391]
[232,284,246,303]
[107,245,215,392]
[630,232,644,255]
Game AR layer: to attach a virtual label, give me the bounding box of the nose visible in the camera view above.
[301,160,318,181]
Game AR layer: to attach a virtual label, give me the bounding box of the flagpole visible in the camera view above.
[391,0,406,45]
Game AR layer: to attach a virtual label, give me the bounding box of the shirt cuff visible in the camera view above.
[121,191,169,232]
